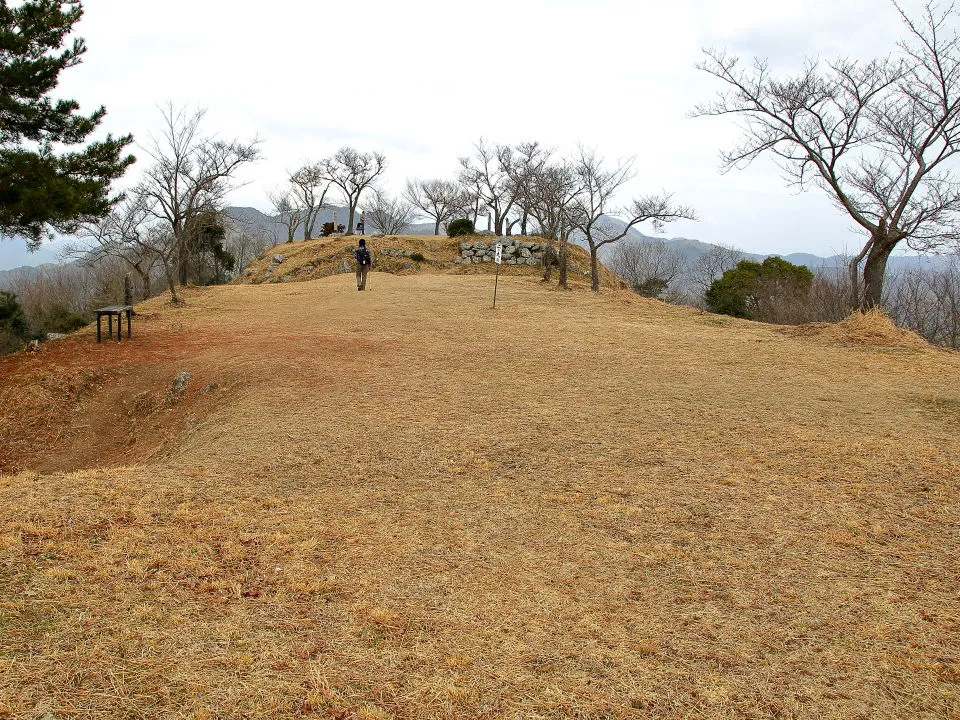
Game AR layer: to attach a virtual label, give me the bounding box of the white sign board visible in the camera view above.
[494,242,503,265]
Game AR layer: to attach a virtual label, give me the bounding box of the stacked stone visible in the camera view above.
[454,239,545,266]
[262,254,286,278]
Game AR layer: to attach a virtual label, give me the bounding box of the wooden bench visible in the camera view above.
[95,305,132,343]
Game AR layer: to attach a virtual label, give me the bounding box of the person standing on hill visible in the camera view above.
[354,238,372,291]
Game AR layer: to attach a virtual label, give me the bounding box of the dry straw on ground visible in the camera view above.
[0,267,958,719]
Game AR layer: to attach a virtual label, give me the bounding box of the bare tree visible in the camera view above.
[527,162,582,285]
[267,188,306,242]
[404,178,463,234]
[689,243,744,299]
[694,1,960,309]
[367,193,419,235]
[610,240,687,297]
[503,141,552,236]
[571,147,696,292]
[321,147,386,235]
[887,255,960,348]
[459,139,516,235]
[223,213,276,272]
[82,192,183,303]
[455,167,487,227]
[289,163,330,239]
[65,222,160,302]
[139,105,260,286]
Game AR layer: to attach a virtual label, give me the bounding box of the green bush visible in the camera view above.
[410,252,425,262]
[632,278,670,298]
[38,305,88,335]
[706,256,814,321]
[447,219,475,237]
[0,291,28,354]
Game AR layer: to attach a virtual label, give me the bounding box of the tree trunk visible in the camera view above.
[434,219,441,235]
[589,242,600,292]
[521,210,528,236]
[177,241,190,286]
[849,240,872,311]
[347,202,356,236]
[541,240,555,282]
[162,259,181,304]
[862,234,897,309]
[558,240,568,289]
[136,267,151,302]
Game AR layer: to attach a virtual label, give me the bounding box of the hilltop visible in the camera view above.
[232,234,622,288]
[0,272,958,718]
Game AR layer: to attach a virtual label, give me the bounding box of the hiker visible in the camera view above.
[354,238,372,291]
[358,213,365,235]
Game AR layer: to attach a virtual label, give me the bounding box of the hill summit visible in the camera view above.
[233,233,622,288]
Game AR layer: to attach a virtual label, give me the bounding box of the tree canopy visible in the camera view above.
[706,257,814,320]
[0,0,134,248]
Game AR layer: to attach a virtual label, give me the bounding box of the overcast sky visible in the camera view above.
[1,0,937,269]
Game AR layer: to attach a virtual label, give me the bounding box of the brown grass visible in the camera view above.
[781,308,931,350]
[1,274,959,719]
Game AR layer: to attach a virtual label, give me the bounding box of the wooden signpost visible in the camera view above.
[492,242,503,308]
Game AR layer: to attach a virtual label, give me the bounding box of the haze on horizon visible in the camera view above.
[0,0,948,270]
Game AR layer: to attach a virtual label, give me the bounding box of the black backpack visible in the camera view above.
[354,247,371,266]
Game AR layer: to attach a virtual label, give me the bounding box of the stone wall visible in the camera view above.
[454,239,545,266]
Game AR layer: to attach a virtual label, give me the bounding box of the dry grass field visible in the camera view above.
[1,262,959,719]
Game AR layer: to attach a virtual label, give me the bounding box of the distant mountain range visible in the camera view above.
[1,207,951,288]
[585,216,951,275]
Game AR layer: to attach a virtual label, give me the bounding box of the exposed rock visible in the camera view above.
[273,254,286,264]
[342,260,351,273]
[46,333,66,341]
[202,383,217,394]
[281,274,293,282]
[458,242,473,250]
[520,249,532,258]
[473,242,489,251]
[168,371,191,403]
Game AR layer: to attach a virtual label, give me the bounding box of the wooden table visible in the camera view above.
[95,305,132,342]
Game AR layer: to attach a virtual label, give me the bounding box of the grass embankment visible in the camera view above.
[234,234,620,288]
[0,273,958,719]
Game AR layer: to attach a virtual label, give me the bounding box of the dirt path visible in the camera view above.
[1,273,959,719]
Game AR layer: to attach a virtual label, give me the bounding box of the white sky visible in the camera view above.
[2,0,936,268]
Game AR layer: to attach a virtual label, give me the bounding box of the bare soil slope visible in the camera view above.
[1,274,958,719]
